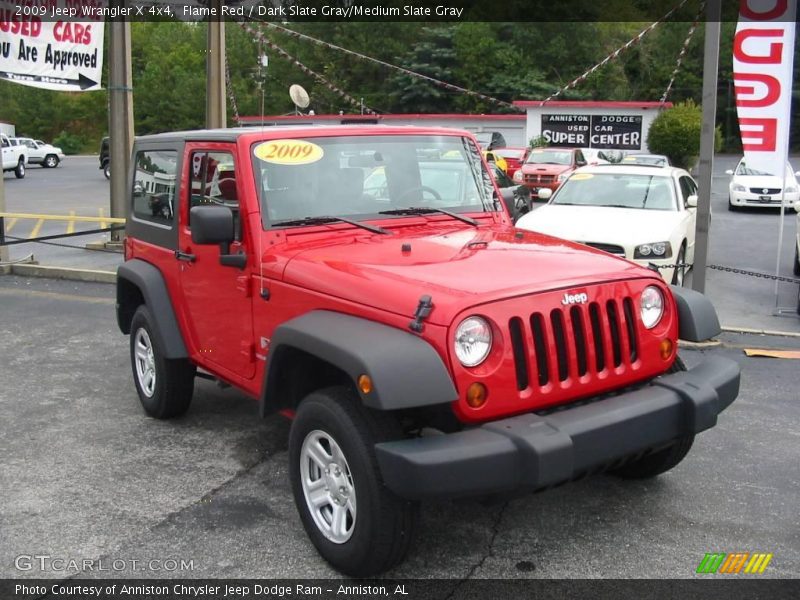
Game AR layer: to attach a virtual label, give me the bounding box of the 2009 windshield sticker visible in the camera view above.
[570,173,594,180]
[254,140,324,165]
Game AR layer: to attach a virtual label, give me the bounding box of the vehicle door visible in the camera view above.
[177,144,255,380]
[677,175,698,258]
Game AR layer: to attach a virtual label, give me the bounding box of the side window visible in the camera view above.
[132,150,178,226]
[189,151,239,237]
[1,138,8,148]
[575,150,585,165]
[679,176,696,207]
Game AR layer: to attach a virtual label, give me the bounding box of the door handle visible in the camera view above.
[175,250,196,262]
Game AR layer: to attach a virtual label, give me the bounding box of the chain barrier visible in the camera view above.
[652,262,800,285]
[0,225,126,248]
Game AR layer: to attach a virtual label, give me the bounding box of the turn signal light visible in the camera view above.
[357,374,373,395]
[660,338,674,361]
[466,382,488,408]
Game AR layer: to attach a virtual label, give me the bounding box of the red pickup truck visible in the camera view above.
[116,126,739,576]
[513,146,587,200]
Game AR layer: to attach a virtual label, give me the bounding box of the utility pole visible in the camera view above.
[206,0,227,129]
[108,6,134,244]
[692,0,722,294]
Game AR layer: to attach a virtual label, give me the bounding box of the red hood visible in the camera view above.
[278,223,652,326]
[521,163,573,175]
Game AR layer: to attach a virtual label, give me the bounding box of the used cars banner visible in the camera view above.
[0,0,105,92]
[733,0,796,176]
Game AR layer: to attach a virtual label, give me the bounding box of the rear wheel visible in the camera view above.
[14,159,25,179]
[103,161,110,180]
[611,356,695,479]
[129,305,195,419]
[43,154,59,168]
[289,386,418,576]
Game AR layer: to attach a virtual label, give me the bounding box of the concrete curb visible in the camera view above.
[720,325,800,339]
[8,264,116,284]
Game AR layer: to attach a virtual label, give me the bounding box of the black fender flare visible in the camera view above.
[261,310,458,413]
[669,285,721,342]
[116,259,188,359]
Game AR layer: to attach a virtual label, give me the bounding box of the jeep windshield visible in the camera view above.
[251,134,495,228]
[551,173,677,211]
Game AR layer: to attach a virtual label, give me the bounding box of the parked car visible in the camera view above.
[115,126,738,576]
[9,137,64,168]
[726,158,800,211]
[474,130,506,150]
[1,132,27,178]
[488,162,530,221]
[513,146,587,201]
[621,153,671,167]
[100,136,110,179]
[516,164,700,286]
[482,149,508,174]
[580,148,614,166]
[491,146,530,179]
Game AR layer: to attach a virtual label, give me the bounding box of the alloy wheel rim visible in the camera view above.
[300,430,357,544]
[134,328,156,397]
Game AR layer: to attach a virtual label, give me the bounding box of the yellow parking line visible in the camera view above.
[67,211,75,235]
[0,212,125,224]
[98,207,107,229]
[6,217,17,233]
[29,219,45,240]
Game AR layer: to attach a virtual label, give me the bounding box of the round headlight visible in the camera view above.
[454,317,492,367]
[640,286,664,329]
[651,242,667,256]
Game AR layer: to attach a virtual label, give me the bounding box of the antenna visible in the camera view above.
[289,84,310,115]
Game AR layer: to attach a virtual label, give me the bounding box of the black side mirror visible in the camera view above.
[190,205,246,269]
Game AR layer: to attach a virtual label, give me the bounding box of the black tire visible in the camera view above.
[611,356,695,479]
[671,243,687,286]
[43,154,59,168]
[289,386,418,576]
[793,245,800,277]
[14,159,25,179]
[727,196,739,211]
[103,161,110,180]
[129,305,195,419]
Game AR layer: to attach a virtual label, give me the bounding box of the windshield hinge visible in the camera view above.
[409,295,434,333]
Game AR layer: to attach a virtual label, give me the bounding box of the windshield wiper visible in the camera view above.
[378,207,478,227]
[272,215,390,234]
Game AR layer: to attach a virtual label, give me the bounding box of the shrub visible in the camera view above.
[646,100,721,170]
[52,130,86,155]
[529,135,548,148]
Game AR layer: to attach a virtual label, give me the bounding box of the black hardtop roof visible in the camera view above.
[134,124,473,144]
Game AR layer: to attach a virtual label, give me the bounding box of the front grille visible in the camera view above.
[582,242,626,257]
[525,174,556,184]
[749,187,781,195]
[509,298,639,391]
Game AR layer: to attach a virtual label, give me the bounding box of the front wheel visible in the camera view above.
[103,162,110,180]
[14,159,25,179]
[129,305,195,419]
[611,356,695,479]
[43,154,59,168]
[289,387,418,576]
[671,243,687,286]
[793,245,800,277]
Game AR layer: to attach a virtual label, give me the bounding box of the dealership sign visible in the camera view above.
[0,0,104,92]
[733,0,796,176]
[541,114,642,149]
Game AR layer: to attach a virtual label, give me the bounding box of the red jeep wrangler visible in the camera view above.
[513,146,587,200]
[116,126,739,576]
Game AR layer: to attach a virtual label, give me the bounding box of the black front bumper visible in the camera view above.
[375,356,740,500]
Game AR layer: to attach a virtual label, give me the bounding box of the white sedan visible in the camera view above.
[515,165,700,286]
[726,158,799,210]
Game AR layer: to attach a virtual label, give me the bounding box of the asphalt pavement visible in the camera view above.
[2,153,799,333]
[0,275,798,582]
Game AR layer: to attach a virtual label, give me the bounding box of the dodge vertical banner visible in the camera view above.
[733,0,796,175]
[0,0,105,92]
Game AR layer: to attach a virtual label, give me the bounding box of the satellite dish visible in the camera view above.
[289,84,310,109]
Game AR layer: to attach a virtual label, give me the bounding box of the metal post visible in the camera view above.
[206,2,227,129]
[108,8,134,244]
[0,169,7,265]
[691,0,722,294]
